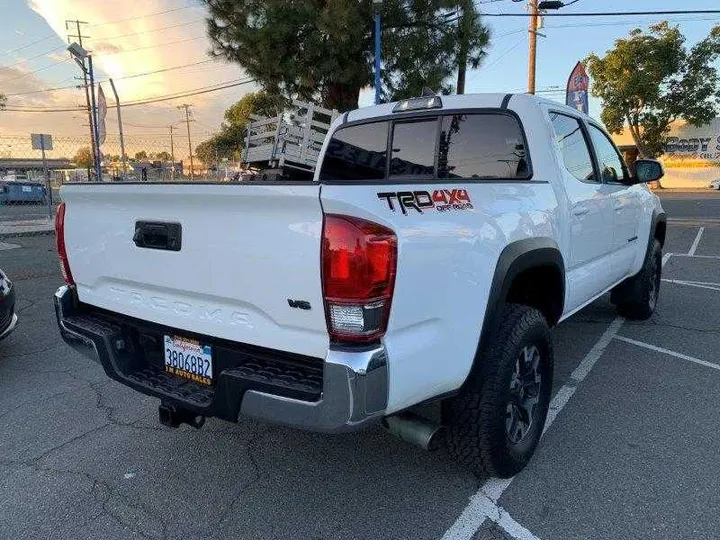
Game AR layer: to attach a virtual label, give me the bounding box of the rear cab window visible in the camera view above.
[319,111,531,182]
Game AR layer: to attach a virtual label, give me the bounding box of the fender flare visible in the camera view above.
[462,238,565,388]
[649,210,667,250]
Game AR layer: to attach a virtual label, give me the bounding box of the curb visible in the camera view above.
[0,229,55,240]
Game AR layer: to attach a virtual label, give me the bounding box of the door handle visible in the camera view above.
[572,206,590,217]
[133,221,182,251]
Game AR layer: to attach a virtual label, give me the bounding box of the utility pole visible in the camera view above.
[373,0,383,105]
[108,78,127,180]
[169,125,175,181]
[66,20,96,171]
[178,104,195,180]
[87,55,102,182]
[456,0,472,95]
[527,0,539,95]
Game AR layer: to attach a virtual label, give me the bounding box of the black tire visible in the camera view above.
[611,239,662,320]
[442,304,553,478]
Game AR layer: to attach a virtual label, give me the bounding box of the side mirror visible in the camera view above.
[632,159,664,184]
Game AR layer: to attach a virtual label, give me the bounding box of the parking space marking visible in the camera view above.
[668,253,720,260]
[662,279,720,292]
[662,252,672,267]
[495,510,542,540]
[441,317,625,540]
[615,335,720,373]
[570,317,625,382]
[688,227,705,256]
[0,242,21,251]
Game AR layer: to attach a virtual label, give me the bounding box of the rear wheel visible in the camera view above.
[443,304,553,478]
[611,239,662,320]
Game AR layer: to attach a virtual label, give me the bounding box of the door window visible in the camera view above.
[549,112,596,183]
[588,124,629,183]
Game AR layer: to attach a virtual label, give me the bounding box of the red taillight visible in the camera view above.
[322,215,397,343]
[55,202,74,285]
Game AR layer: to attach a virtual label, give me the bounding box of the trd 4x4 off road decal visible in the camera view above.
[377,189,473,215]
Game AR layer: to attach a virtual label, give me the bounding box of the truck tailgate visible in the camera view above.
[61,183,328,358]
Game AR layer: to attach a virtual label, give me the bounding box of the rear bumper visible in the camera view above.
[54,285,388,432]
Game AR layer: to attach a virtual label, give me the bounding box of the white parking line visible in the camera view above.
[441,317,624,540]
[688,227,705,256]
[0,242,20,251]
[662,279,720,292]
[662,252,672,267]
[668,253,720,260]
[614,335,720,372]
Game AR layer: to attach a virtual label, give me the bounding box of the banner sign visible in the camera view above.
[97,84,107,146]
[566,62,589,114]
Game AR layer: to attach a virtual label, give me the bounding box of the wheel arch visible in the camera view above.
[652,210,667,248]
[462,238,565,389]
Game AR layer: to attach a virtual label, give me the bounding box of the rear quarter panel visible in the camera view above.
[320,181,559,413]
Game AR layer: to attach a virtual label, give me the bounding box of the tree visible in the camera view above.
[135,151,148,161]
[586,23,720,157]
[224,91,284,128]
[195,91,281,166]
[0,94,5,111]
[204,0,490,111]
[155,151,172,161]
[73,147,93,169]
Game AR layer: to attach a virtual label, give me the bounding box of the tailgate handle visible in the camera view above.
[133,221,182,251]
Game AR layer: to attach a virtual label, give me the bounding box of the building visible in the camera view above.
[612,118,720,189]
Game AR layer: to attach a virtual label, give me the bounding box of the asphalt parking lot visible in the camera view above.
[1,191,719,540]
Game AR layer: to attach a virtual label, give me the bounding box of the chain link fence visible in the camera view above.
[0,134,243,240]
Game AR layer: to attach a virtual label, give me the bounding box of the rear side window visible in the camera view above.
[320,112,532,182]
[438,114,529,179]
[389,120,437,179]
[319,121,389,181]
[549,112,596,183]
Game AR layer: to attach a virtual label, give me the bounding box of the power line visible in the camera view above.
[3,78,255,112]
[4,83,80,97]
[95,35,206,57]
[480,9,720,17]
[0,58,71,83]
[2,44,66,70]
[98,18,205,41]
[4,59,216,97]
[122,79,253,107]
[1,35,56,57]
[89,5,197,28]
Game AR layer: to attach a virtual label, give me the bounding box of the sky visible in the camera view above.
[0,0,719,160]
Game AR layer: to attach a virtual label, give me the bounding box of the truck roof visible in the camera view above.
[345,92,591,124]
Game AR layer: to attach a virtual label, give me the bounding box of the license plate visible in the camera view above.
[164,335,213,386]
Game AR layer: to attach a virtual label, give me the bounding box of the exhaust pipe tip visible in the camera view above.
[382,412,445,452]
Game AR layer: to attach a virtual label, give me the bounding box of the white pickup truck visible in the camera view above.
[54,93,666,477]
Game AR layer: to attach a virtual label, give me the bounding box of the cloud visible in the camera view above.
[3,0,258,156]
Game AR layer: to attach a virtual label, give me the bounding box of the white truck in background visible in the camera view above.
[54,93,666,477]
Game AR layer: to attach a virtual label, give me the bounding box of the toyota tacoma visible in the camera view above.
[54,93,666,477]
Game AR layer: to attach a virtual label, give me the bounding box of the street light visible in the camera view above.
[373,0,383,105]
[67,42,102,182]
